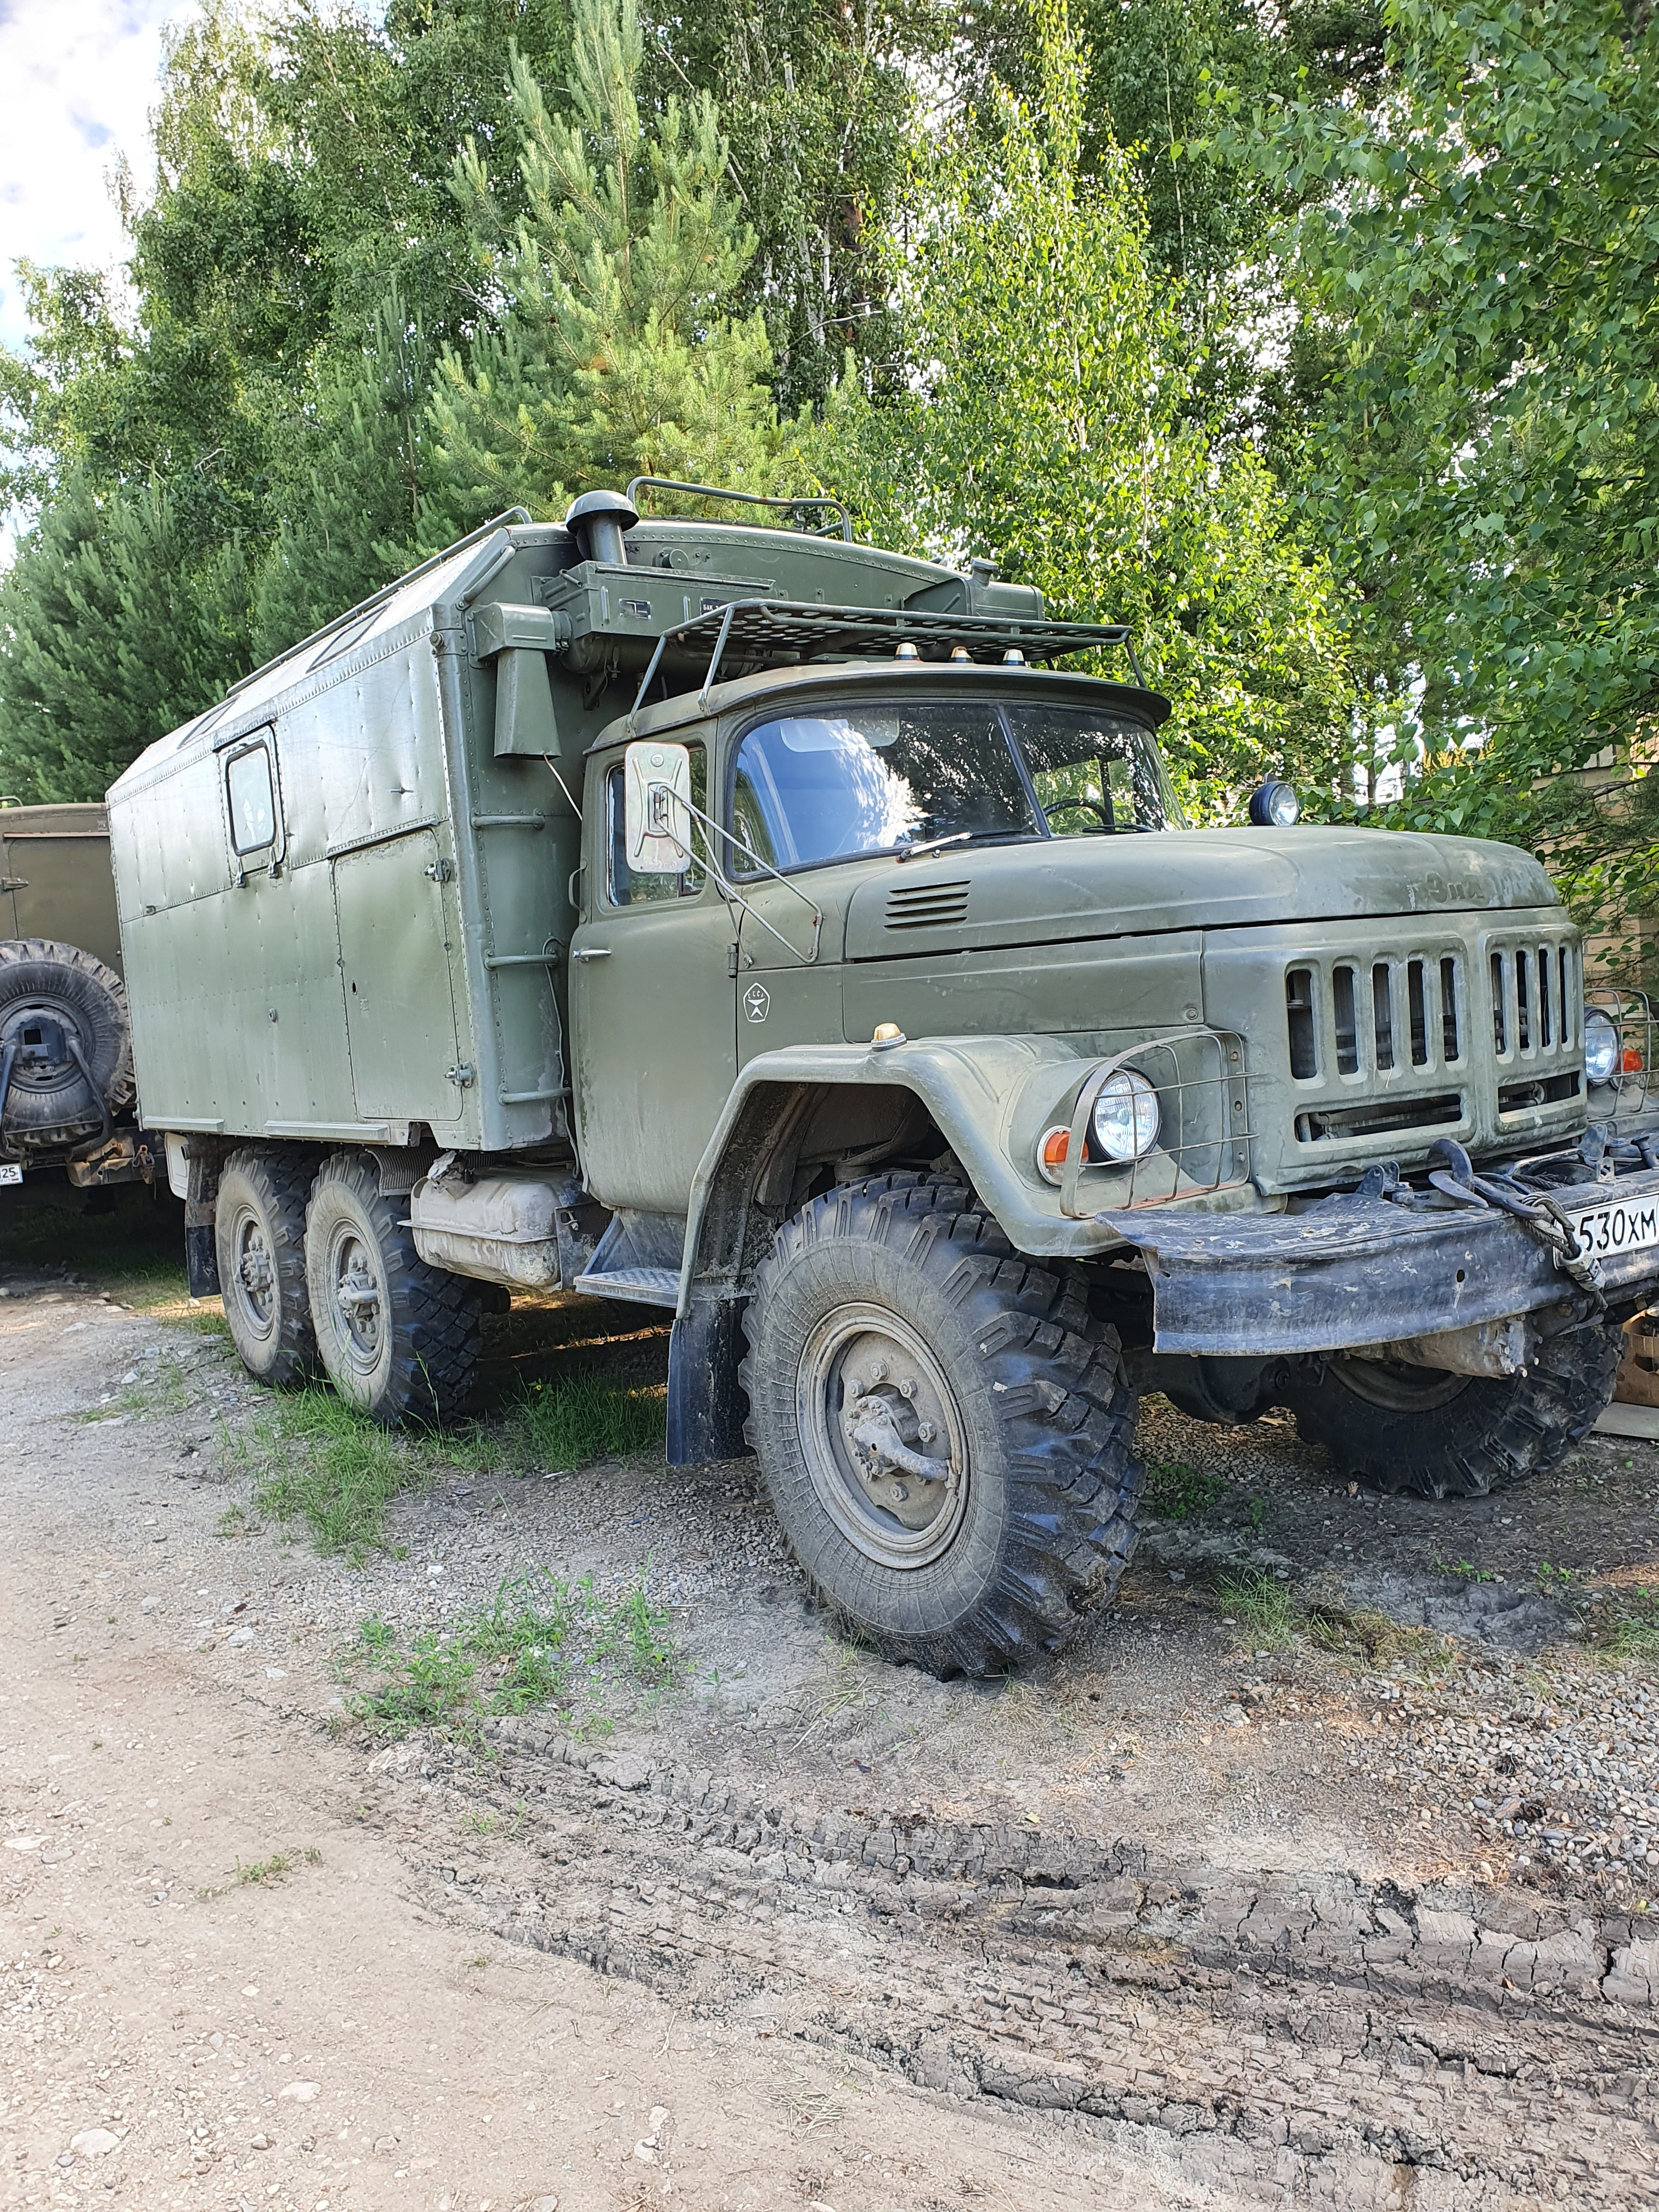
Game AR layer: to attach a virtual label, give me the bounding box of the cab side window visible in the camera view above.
[606,741,707,906]
[225,740,277,856]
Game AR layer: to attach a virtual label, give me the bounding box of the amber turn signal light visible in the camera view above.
[1036,1125,1071,1184]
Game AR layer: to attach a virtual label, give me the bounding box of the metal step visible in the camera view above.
[574,1265,680,1308]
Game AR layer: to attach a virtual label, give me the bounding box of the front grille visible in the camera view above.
[1285,951,1465,1084]
[885,879,970,929]
[1490,940,1579,1059]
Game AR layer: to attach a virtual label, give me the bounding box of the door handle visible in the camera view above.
[570,946,612,961]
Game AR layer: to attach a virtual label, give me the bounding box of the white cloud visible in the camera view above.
[0,0,201,355]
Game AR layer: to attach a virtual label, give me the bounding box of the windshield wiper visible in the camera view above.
[896,830,973,864]
[895,828,1036,864]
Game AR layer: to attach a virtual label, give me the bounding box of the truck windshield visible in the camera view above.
[731,695,1171,874]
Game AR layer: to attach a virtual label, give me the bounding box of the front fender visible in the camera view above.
[679,1033,1121,1317]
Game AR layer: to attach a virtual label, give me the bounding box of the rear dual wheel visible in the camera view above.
[215,1146,481,1423]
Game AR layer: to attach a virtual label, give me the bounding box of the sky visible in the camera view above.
[0,0,199,356]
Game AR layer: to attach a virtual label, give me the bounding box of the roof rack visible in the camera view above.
[628,599,1141,727]
[626,477,854,541]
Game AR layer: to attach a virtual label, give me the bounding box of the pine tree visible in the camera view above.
[426,0,785,537]
[0,476,251,803]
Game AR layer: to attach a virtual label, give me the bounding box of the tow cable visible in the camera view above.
[1424,1137,1607,1305]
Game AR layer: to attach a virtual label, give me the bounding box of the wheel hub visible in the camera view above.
[798,1307,969,1568]
[332,1233,383,1363]
[233,1216,275,1329]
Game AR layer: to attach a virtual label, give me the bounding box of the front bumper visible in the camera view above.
[1102,1164,1659,1357]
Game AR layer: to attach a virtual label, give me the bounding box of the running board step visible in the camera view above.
[574,1265,679,1308]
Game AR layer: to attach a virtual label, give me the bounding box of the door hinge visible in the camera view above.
[727,940,739,979]
[425,857,454,883]
[445,1062,476,1087]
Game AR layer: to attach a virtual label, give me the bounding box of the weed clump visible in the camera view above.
[1143,1460,1224,1525]
[347,1570,676,1740]
[1214,1565,1298,1647]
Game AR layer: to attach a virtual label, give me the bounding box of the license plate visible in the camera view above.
[0,1163,21,1187]
[1568,1193,1659,1260]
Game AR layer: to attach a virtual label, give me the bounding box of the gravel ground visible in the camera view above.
[9,1213,1659,2205]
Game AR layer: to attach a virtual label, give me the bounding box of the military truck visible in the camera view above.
[0,800,155,1200]
[105,485,1659,1673]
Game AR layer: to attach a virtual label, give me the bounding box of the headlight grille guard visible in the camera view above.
[1587,985,1659,1120]
[1058,1028,1254,1218]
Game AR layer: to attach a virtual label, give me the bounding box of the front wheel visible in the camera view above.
[1280,1313,1626,1498]
[304,1152,483,1424]
[740,1174,1142,1675]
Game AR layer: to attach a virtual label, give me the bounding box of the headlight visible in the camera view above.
[1091,1069,1161,1161]
[1584,1010,1621,1085]
[1248,779,1301,827]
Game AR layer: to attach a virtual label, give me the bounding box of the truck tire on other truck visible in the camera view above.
[740,1174,1142,1673]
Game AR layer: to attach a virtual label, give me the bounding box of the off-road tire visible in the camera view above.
[0,937,133,1152]
[304,1151,482,1424]
[1282,1314,1627,1498]
[215,1148,317,1386]
[740,1172,1142,1675]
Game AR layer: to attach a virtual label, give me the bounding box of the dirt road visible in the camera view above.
[4,1238,1659,2211]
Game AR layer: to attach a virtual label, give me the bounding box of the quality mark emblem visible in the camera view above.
[744,984,771,1023]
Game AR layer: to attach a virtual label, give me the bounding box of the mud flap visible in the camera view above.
[667,1293,749,1465]
[184,1209,221,1298]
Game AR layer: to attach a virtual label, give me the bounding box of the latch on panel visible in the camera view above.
[445,1062,476,1087]
[425,857,454,883]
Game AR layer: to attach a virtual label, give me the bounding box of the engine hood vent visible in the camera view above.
[885,879,970,929]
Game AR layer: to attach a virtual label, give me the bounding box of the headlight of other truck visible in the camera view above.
[1091,1069,1161,1161]
[1584,1010,1620,1086]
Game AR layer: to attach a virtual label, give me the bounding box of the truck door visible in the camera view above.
[333,829,463,1123]
[567,742,736,1214]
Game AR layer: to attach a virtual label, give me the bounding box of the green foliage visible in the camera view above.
[233,1384,422,1560]
[822,1,1361,814]
[1218,0,1659,947]
[427,0,786,534]
[1143,1459,1225,1523]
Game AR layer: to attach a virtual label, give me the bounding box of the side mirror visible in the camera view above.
[624,740,693,873]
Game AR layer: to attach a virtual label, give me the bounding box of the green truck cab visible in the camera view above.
[106,488,1659,1672]
[0,801,155,1200]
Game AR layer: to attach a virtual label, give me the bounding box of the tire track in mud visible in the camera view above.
[371,1719,1659,2205]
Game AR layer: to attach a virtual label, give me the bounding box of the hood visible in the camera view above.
[843,826,1558,960]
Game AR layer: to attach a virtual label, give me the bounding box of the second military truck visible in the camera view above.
[106,486,1659,1673]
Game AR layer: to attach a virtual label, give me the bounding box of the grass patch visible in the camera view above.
[509,1370,667,1469]
[228,1384,420,1560]
[1143,1460,1225,1525]
[1214,1565,1299,1647]
[348,1570,678,1741]
[76,1355,188,1423]
[1588,1583,1659,1663]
